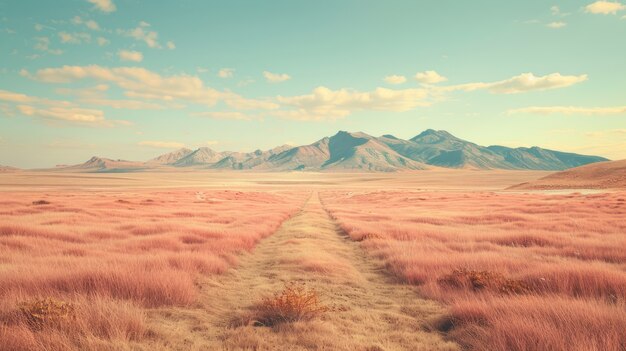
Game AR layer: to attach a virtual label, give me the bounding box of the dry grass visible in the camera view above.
[248,283,330,327]
[322,190,626,351]
[0,189,306,350]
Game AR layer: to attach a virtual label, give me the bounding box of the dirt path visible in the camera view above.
[149,192,457,351]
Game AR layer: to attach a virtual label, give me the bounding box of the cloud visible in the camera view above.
[87,0,116,13]
[34,37,63,55]
[166,41,175,50]
[274,86,430,120]
[24,65,277,110]
[119,24,161,48]
[585,1,625,14]
[34,23,44,31]
[585,129,626,137]
[508,105,626,115]
[118,50,143,62]
[443,72,587,94]
[263,71,291,83]
[218,68,234,78]
[0,89,128,127]
[72,16,100,30]
[547,21,567,28]
[138,141,185,149]
[97,37,110,46]
[55,85,166,110]
[384,75,407,85]
[59,32,91,44]
[551,5,561,15]
[415,70,448,84]
[192,111,254,120]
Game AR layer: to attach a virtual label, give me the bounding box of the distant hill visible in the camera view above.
[49,130,608,173]
[0,165,19,172]
[63,156,147,173]
[510,159,626,190]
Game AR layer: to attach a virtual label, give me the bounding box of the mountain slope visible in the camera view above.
[147,148,193,165]
[510,159,626,189]
[56,129,608,172]
[64,157,147,173]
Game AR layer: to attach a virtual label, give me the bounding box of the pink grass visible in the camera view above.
[322,190,626,351]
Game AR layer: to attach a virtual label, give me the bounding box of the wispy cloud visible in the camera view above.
[23,65,277,110]
[443,72,587,94]
[138,141,185,148]
[508,105,626,115]
[384,75,407,85]
[34,37,63,55]
[274,86,430,121]
[192,111,255,120]
[59,32,91,44]
[547,21,567,28]
[0,89,128,127]
[218,68,234,78]
[87,0,116,13]
[118,50,143,62]
[263,71,291,83]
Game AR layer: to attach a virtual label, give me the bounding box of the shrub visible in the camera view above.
[19,298,75,328]
[250,283,329,326]
[31,200,51,205]
[438,268,530,295]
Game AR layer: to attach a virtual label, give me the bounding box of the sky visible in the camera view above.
[0,0,625,168]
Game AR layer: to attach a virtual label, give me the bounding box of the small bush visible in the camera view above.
[250,283,329,326]
[31,200,51,205]
[438,268,530,295]
[19,298,75,328]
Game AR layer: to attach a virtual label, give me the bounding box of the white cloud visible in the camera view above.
[59,32,91,44]
[508,105,626,115]
[87,0,116,13]
[193,111,254,120]
[274,86,430,121]
[72,16,100,30]
[384,75,407,85]
[585,1,625,14]
[547,21,567,28]
[97,37,110,46]
[34,37,63,55]
[443,72,587,94]
[34,23,43,31]
[138,141,185,149]
[551,5,560,15]
[218,68,234,78]
[118,50,143,62]
[415,70,448,84]
[119,24,161,48]
[24,65,277,110]
[166,41,175,50]
[0,89,128,127]
[263,71,291,83]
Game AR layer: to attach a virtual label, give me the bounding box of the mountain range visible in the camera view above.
[49,130,608,173]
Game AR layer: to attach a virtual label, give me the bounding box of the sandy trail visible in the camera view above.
[149,192,457,350]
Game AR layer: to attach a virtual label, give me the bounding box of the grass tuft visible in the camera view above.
[19,298,75,328]
[250,283,329,327]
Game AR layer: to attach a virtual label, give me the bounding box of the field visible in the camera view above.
[0,170,624,350]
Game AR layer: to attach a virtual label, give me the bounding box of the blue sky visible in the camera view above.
[0,0,625,168]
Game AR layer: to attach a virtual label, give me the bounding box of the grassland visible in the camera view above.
[0,170,623,350]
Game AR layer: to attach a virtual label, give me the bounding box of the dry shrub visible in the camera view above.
[19,298,75,329]
[31,200,51,205]
[438,268,530,295]
[250,283,329,327]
